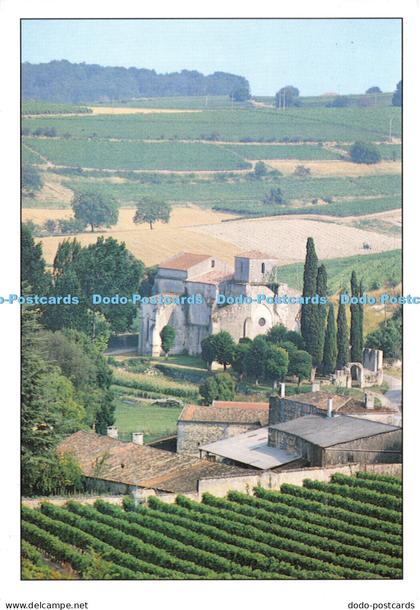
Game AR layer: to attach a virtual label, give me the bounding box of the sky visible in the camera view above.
[21,19,402,96]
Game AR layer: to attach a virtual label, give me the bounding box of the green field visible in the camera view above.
[23,139,251,171]
[92,95,252,109]
[22,144,46,164]
[22,101,92,115]
[113,399,182,443]
[63,173,401,214]
[22,106,401,142]
[276,249,402,292]
[21,472,402,580]
[221,143,342,160]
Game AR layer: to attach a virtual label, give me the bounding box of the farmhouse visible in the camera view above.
[138,250,300,356]
[58,430,245,495]
[177,401,269,456]
[268,414,402,467]
[269,387,401,427]
[198,391,402,468]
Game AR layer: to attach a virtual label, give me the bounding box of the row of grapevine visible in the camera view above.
[21,473,402,580]
[22,505,186,579]
[40,502,212,578]
[22,519,139,579]
[303,479,402,511]
[178,494,402,558]
[356,471,402,485]
[152,496,401,570]
[66,501,299,579]
[94,499,376,579]
[253,486,402,531]
[136,498,400,577]
[233,490,402,543]
[279,483,402,524]
[331,473,402,498]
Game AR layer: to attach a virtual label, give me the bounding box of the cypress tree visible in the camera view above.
[323,303,338,375]
[359,279,365,357]
[301,237,318,362]
[336,296,350,369]
[350,271,363,363]
[313,264,328,367]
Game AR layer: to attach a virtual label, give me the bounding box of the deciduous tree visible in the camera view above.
[133,198,171,230]
[72,191,119,232]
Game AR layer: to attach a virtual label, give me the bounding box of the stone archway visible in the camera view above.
[347,362,365,388]
[243,317,252,338]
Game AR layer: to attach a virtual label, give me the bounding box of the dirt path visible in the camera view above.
[30,161,257,175]
[383,373,402,411]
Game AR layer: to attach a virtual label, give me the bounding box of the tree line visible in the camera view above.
[22,60,250,103]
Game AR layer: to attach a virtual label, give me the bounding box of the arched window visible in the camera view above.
[261,262,266,274]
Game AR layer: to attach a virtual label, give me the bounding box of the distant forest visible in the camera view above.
[22,60,250,103]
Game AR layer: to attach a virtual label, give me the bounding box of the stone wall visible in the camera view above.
[176,421,261,456]
[325,429,402,466]
[196,462,402,497]
[269,396,323,428]
[268,427,324,465]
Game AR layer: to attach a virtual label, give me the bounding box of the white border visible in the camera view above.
[1,2,419,609]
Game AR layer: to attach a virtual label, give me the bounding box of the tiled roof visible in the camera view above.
[158,252,211,271]
[178,404,268,426]
[236,250,276,260]
[285,391,351,412]
[58,430,243,493]
[213,400,269,411]
[187,270,233,285]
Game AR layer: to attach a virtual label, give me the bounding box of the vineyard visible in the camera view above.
[21,106,401,142]
[59,172,401,212]
[22,472,402,580]
[22,101,92,115]
[23,139,251,171]
[276,249,402,292]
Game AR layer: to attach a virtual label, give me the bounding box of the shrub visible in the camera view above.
[350,142,381,165]
[199,373,235,405]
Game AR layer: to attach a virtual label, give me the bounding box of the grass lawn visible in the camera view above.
[113,398,182,443]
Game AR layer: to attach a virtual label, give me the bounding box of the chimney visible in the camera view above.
[327,398,333,418]
[132,432,144,445]
[364,393,374,410]
[312,382,320,392]
[107,426,118,439]
[279,383,286,398]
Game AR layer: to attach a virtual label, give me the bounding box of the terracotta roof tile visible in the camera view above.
[58,430,243,493]
[213,401,269,411]
[236,250,276,260]
[187,270,233,285]
[159,252,211,271]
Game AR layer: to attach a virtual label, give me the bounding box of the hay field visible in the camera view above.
[22,206,240,266]
[23,205,401,268]
[263,159,401,177]
[191,215,401,265]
